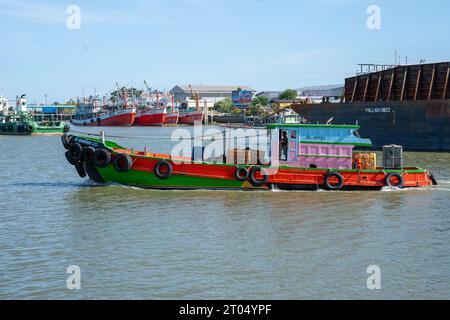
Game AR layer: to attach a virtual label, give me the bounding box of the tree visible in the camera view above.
[245,96,269,116]
[110,87,143,103]
[279,89,298,101]
[251,96,269,107]
[213,97,234,114]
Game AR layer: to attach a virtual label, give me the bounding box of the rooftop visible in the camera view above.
[171,85,255,94]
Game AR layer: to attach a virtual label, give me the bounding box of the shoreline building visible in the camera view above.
[170,85,255,110]
[297,84,344,103]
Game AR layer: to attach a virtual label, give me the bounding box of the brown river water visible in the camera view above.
[0,126,449,299]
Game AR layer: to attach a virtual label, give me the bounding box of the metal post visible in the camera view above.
[101,131,105,145]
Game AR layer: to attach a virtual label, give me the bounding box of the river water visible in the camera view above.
[0,126,449,299]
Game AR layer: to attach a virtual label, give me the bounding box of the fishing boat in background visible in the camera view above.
[178,86,204,125]
[178,108,204,125]
[71,87,136,127]
[134,81,179,126]
[164,111,179,125]
[62,123,437,191]
[71,104,136,127]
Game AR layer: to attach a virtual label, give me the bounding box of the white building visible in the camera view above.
[170,85,255,109]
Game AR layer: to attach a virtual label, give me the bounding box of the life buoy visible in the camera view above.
[26,125,34,132]
[82,146,96,163]
[68,143,83,163]
[113,153,133,172]
[75,162,87,178]
[385,173,404,188]
[235,167,249,182]
[94,149,112,168]
[324,172,344,190]
[248,166,268,187]
[154,160,173,180]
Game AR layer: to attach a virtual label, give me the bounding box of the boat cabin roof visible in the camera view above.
[266,123,372,148]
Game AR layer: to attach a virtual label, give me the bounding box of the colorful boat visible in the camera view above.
[71,105,135,127]
[134,108,166,126]
[178,108,204,125]
[134,108,179,126]
[62,123,437,191]
[164,111,179,125]
[0,113,70,136]
[1,94,70,135]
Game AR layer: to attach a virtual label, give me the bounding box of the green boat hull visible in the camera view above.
[0,115,69,136]
[96,165,249,190]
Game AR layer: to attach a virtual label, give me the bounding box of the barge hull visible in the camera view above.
[293,100,450,151]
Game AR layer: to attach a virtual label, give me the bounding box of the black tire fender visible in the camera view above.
[94,149,112,168]
[85,162,105,183]
[75,162,87,178]
[235,167,249,182]
[154,160,173,180]
[113,153,133,172]
[429,172,438,186]
[65,151,77,166]
[324,172,344,190]
[82,146,96,163]
[61,134,72,150]
[385,173,404,188]
[68,143,83,163]
[248,166,269,187]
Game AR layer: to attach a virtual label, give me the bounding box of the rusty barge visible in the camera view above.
[293,61,450,151]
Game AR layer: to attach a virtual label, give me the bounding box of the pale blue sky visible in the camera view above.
[1,0,449,102]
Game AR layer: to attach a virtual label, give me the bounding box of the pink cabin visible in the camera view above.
[268,124,373,169]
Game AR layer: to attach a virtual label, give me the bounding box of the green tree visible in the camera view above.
[110,87,143,103]
[245,96,269,116]
[251,96,269,107]
[279,89,298,101]
[214,97,234,113]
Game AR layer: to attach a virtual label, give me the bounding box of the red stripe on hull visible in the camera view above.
[179,113,204,125]
[134,113,165,126]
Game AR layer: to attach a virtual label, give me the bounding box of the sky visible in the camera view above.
[1,0,449,103]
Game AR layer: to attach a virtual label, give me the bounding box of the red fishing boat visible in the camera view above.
[178,109,204,125]
[71,106,135,127]
[135,82,179,126]
[134,108,166,126]
[164,112,179,125]
[62,123,437,191]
